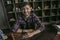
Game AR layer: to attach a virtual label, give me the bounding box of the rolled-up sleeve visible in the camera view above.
[34,14,45,31]
[12,20,20,32]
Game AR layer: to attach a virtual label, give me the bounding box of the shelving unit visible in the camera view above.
[2,0,60,29]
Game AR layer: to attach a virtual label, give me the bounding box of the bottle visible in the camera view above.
[15,0,18,3]
[7,1,11,4]
[23,0,28,2]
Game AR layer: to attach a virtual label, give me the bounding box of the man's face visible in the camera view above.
[21,5,31,16]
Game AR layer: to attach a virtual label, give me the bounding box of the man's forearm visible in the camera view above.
[27,29,41,37]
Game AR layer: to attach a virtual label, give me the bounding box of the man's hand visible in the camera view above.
[13,29,41,38]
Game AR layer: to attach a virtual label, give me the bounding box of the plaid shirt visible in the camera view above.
[12,13,45,32]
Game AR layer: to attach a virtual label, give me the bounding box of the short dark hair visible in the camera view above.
[19,2,31,8]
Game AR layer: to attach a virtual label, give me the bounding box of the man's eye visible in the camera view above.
[27,8,30,10]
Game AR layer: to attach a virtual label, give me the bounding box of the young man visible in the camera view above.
[11,2,45,39]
